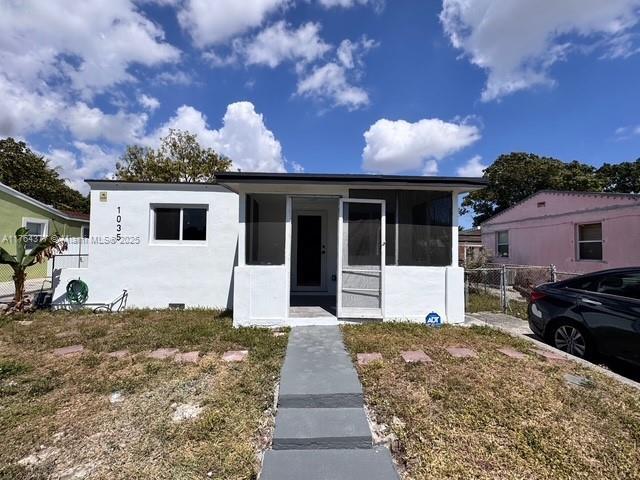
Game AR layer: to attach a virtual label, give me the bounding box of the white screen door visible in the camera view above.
[337,199,385,319]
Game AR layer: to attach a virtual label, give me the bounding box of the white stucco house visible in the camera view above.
[52,172,486,326]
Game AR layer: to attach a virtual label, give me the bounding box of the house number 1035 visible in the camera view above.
[116,206,122,241]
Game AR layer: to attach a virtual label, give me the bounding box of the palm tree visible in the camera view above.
[0,227,67,307]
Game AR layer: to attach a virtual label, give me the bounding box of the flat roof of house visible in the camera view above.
[87,172,487,188]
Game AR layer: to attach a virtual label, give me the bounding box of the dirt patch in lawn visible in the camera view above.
[0,310,288,480]
[343,323,640,480]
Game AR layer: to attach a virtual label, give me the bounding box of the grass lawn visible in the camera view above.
[0,310,288,480]
[467,291,529,320]
[343,322,640,480]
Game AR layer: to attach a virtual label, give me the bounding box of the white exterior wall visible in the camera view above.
[53,183,467,326]
[52,184,238,309]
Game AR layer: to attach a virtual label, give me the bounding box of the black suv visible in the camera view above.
[528,267,640,365]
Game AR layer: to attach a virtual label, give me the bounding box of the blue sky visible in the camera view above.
[2,0,640,227]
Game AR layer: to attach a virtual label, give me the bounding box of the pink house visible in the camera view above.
[481,191,640,274]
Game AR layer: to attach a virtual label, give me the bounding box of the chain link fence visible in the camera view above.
[465,264,579,319]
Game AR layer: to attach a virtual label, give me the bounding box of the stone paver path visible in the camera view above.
[445,346,477,358]
[222,350,248,362]
[175,351,200,364]
[260,326,399,480]
[357,352,383,365]
[497,347,527,359]
[147,348,179,360]
[53,345,84,357]
[533,348,567,361]
[401,350,432,364]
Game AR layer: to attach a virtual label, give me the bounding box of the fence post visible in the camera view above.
[500,264,507,313]
[464,273,469,310]
[550,264,557,283]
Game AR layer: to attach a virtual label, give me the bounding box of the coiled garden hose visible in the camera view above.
[66,279,89,305]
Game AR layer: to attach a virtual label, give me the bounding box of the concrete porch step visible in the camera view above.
[278,326,363,408]
[259,447,399,480]
[273,408,371,450]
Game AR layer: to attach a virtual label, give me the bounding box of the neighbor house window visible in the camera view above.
[577,223,602,261]
[496,231,509,257]
[81,225,90,238]
[22,218,48,250]
[246,194,286,265]
[153,206,207,242]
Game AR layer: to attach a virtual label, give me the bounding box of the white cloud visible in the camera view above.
[64,103,148,145]
[0,0,179,97]
[457,155,488,177]
[296,36,376,110]
[362,117,481,174]
[243,21,331,67]
[178,0,287,48]
[440,0,640,101]
[145,102,286,172]
[138,94,161,111]
[297,63,369,109]
[153,70,194,86]
[47,143,119,194]
[0,76,64,137]
[614,124,640,139]
[318,0,384,11]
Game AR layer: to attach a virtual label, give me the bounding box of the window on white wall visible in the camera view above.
[577,223,602,260]
[22,218,48,250]
[153,206,207,242]
[496,231,509,257]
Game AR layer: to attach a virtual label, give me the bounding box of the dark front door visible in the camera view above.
[296,215,323,288]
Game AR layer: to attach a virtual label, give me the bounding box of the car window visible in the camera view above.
[595,273,640,300]
[564,276,599,292]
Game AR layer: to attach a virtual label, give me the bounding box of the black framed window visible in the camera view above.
[183,208,207,240]
[246,194,286,265]
[154,207,207,241]
[398,191,452,266]
[349,189,453,266]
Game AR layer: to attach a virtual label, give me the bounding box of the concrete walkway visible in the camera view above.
[260,326,399,480]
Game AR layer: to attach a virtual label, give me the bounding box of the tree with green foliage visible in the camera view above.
[115,129,232,182]
[0,138,89,213]
[597,159,640,193]
[461,153,640,226]
[0,227,67,309]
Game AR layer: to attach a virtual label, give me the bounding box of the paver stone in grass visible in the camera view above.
[222,350,249,362]
[147,348,179,360]
[171,403,203,422]
[564,373,593,388]
[445,346,477,358]
[17,320,33,326]
[107,350,129,359]
[533,348,567,361]
[400,350,432,364]
[175,351,200,364]
[357,353,383,365]
[53,345,84,357]
[497,347,527,359]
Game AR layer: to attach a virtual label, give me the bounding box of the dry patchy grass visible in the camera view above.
[0,310,288,480]
[343,322,640,480]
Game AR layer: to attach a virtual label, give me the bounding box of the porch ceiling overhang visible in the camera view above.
[215,172,486,193]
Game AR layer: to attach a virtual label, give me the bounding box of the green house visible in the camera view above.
[0,182,89,283]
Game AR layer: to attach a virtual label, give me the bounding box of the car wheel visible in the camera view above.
[552,322,591,359]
